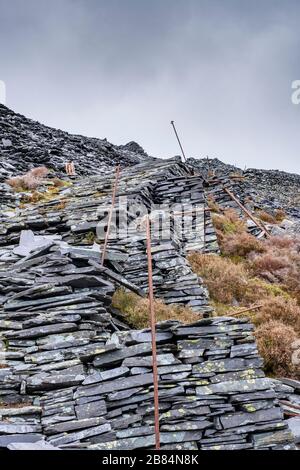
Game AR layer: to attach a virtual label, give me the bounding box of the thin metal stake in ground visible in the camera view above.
[171,120,187,162]
[145,215,161,450]
[101,165,121,266]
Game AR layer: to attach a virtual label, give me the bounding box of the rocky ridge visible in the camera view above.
[0,104,151,182]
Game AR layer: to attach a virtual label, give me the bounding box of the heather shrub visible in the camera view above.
[265,236,295,250]
[30,166,49,179]
[254,296,300,332]
[221,232,265,257]
[206,196,221,213]
[204,206,300,378]
[274,209,286,222]
[255,320,299,378]
[251,253,290,277]
[112,289,199,329]
[241,278,283,305]
[188,253,248,304]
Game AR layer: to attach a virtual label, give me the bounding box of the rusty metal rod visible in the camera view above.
[229,304,264,316]
[101,165,121,266]
[171,121,187,162]
[222,186,271,237]
[145,215,161,450]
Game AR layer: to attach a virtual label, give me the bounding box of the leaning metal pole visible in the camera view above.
[145,215,161,450]
[171,120,187,162]
[101,165,121,266]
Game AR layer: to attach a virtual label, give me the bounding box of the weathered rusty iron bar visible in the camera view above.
[101,165,121,266]
[145,215,161,450]
[223,186,271,237]
[171,120,187,162]
[229,304,263,316]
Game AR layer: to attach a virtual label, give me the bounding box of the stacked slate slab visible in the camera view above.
[0,158,212,314]
[188,157,300,223]
[0,309,295,450]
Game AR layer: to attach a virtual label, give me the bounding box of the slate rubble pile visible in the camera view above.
[0,158,213,314]
[0,104,151,182]
[245,168,300,220]
[202,175,266,238]
[188,157,300,220]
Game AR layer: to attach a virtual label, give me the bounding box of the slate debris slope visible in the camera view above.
[188,157,300,220]
[0,104,152,182]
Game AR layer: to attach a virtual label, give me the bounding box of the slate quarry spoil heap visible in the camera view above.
[0,106,299,450]
[0,158,216,315]
[189,157,300,221]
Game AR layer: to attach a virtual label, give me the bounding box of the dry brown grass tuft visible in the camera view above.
[254,296,300,333]
[255,320,299,378]
[256,210,277,224]
[21,191,45,204]
[6,167,50,192]
[112,289,199,329]
[52,178,66,188]
[30,166,49,179]
[274,209,286,222]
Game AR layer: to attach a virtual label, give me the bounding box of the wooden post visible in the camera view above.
[101,165,121,266]
[145,215,161,450]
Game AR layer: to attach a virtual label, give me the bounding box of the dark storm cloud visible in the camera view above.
[0,0,300,172]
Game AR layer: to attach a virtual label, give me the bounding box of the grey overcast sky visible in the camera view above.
[0,0,300,172]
